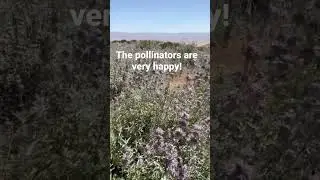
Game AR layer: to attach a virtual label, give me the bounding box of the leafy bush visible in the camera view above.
[110,40,210,179]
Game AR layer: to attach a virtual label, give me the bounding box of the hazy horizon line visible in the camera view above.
[111,32,209,42]
[111,32,209,34]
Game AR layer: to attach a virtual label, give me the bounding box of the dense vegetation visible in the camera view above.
[212,0,320,179]
[0,0,109,179]
[1,0,320,179]
[110,40,210,179]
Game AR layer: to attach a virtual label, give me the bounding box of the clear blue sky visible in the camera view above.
[111,0,210,33]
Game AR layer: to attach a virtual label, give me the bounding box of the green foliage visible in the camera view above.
[110,40,210,179]
[138,40,162,49]
[159,41,180,49]
[120,39,128,43]
[0,1,108,179]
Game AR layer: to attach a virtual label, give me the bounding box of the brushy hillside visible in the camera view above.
[110,40,210,179]
[212,0,320,179]
[0,1,109,179]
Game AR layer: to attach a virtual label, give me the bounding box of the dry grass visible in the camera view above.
[168,71,190,91]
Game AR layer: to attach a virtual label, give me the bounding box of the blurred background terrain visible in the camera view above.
[212,0,320,179]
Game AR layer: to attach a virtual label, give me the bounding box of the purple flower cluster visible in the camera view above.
[146,112,207,179]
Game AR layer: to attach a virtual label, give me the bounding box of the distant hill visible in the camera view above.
[195,41,210,47]
[111,32,209,43]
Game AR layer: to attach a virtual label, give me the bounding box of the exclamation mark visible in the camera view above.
[223,4,229,27]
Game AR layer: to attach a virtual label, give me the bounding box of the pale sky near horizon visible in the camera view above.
[111,0,210,33]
